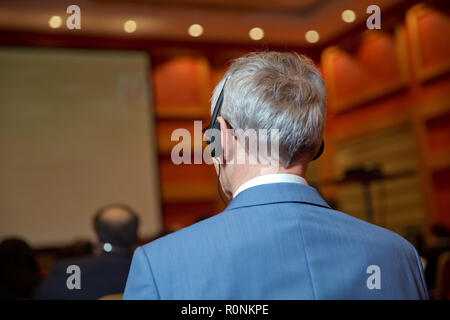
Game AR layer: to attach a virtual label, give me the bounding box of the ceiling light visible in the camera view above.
[188,24,204,37]
[124,20,137,33]
[342,10,356,23]
[249,27,264,41]
[305,30,320,43]
[48,16,62,29]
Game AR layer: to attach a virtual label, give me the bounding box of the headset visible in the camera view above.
[203,77,324,160]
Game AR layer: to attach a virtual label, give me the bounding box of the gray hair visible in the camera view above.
[211,51,326,168]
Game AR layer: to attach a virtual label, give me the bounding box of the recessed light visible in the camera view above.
[188,24,204,37]
[305,30,320,43]
[124,20,137,33]
[48,16,62,29]
[342,10,356,23]
[249,27,264,40]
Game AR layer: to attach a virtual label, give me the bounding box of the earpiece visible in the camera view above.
[202,78,229,206]
[203,78,228,158]
[206,122,222,158]
[312,141,324,160]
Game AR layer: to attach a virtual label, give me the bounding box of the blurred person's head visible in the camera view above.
[431,224,450,246]
[0,237,40,300]
[431,224,450,238]
[93,204,139,252]
[209,51,326,198]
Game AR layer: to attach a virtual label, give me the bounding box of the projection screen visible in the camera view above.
[0,47,162,247]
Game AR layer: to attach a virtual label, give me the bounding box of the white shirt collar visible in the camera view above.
[233,173,308,198]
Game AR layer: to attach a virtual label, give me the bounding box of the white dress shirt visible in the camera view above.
[233,173,308,198]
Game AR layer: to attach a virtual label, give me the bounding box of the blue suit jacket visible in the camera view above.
[124,183,428,299]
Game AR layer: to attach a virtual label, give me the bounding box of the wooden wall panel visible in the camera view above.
[321,28,408,113]
[407,4,450,81]
[426,111,450,152]
[156,120,208,154]
[432,168,450,229]
[151,53,224,230]
[152,55,210,117]
[335,125,425,234]
[319,3,450,243]
[159,159,216,183]
[162,201,217,231]
[1,2,446,241]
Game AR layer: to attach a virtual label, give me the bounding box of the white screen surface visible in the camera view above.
[0,47,162,247]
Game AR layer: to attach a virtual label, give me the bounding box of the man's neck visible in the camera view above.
[233,173,308,198]
[230,162,308,196]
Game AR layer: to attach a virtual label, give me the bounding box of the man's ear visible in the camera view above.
[216,116,233,163]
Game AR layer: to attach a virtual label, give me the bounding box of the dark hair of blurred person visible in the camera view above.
[34,204,139,300]
[0,238,40,300]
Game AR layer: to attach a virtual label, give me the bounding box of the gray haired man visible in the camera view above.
[124,52,428,300]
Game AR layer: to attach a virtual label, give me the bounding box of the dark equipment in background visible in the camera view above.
[318,163,416,225]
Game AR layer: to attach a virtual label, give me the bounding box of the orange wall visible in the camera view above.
[320,4,450,234]
[149,4,450,235]
[0,3,448,237]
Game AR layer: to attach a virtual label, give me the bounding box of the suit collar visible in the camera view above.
[233,173,308,198]
[225,182,331,211]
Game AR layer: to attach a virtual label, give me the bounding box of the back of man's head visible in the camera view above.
[212,51,326,167]
[93,204,139,249]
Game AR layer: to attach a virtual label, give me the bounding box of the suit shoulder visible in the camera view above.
[331,208,417,254]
